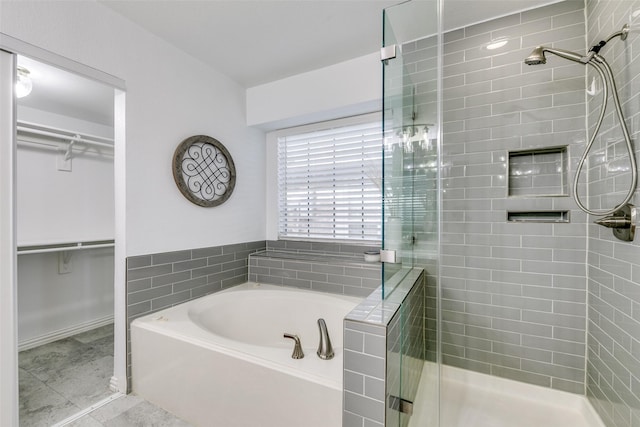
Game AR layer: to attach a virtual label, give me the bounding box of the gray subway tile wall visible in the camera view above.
[266,239,380,256]
[440,0,588,394]
[385,306,403,427]
[508,149,568,196]
[125,240,266,391]
[394,23,440,375]
[343,269,425,427]
[585,1,640,427]
[344,319,387,427]
[248,240,382,297]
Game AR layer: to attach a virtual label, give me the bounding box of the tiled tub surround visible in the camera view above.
[125,240,266,391]
[249,250,381,298]
[386,271,426,427]
[585,1,640,427]
[266,239,381,257]
[440,0,589,394]
[126,239,383,390]
[343,268,426,427]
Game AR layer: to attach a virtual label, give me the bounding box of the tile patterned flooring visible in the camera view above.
[19,325,192,427]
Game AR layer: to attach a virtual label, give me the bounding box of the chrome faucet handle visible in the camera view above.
[283,333,304,359]
[317,318,334,360]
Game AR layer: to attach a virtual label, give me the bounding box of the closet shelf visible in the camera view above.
[17,240,115,255]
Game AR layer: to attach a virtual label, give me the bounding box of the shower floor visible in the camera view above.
[409,364,605,427]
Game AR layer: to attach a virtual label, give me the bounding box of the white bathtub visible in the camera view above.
[131,282,362,427]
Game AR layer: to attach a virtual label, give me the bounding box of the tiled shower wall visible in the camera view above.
[440,0,589,393]
[391,27,440,369]
[585,1,640,426]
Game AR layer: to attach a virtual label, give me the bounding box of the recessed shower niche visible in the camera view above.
[508,146,568,197]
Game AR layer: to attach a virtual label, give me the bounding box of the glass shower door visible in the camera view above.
[382,1,440,426]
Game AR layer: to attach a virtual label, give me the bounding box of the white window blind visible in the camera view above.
[278,121,382,242]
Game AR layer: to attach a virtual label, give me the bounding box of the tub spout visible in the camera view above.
[317,319,334,360]
[283,333,304,359]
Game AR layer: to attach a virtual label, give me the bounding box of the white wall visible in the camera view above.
[0,0,267,257]
[17,249,114,347]
[246,52,381,130]
[17,107,114,245]
[19,106,114,139]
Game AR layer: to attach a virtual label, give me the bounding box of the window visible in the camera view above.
[277,119,382,242]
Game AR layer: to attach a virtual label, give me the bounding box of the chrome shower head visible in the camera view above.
[524,46,546,65]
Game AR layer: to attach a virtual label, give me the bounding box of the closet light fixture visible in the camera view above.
[16,66,33,98]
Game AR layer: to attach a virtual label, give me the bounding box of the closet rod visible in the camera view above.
[17,120,114,149]
[17,240,115,255]
[18,120,114,142]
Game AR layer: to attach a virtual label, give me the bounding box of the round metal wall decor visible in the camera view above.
[172,135,236,207]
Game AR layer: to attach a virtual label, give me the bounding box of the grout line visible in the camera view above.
[51,392,125,427]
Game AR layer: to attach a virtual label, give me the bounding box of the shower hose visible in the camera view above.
[573,55,637,216]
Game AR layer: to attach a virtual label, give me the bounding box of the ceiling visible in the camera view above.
[101,0,558,88]
[17,56,115,127]
[17,0,559,127]
[102,0,399,88]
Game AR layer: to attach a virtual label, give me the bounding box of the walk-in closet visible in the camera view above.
[15,55,116,426]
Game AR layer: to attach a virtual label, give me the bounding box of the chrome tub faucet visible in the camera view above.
[284,333,304,359]
[316,318,334,360]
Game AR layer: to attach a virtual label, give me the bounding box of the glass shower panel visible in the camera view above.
[382,5,409,294]
[383,1,440,426]
[382,0,439,296]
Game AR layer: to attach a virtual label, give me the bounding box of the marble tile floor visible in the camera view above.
[18,324,193,427]
[65,394,193,427]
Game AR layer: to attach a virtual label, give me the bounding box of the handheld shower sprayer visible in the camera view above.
[523,24,637,224]
[523,46,546,65]
[524,46,585,65]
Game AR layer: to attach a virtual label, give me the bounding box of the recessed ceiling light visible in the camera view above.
[486,39,509,51]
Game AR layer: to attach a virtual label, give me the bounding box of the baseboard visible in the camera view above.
[109,375,119,393]
[18,315,114,352]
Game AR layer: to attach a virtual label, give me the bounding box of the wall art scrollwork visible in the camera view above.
[172,135,236,207]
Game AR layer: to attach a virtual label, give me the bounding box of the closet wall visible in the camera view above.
[16,104,114,349]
